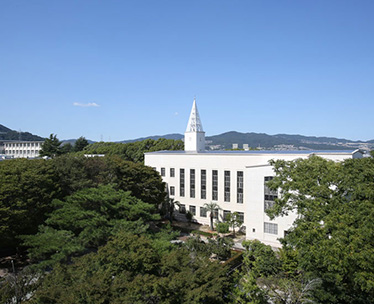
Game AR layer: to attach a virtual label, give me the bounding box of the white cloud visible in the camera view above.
[174,112,179,116]
[73,102,100,107]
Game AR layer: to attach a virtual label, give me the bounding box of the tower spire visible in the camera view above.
[184,98,205,152]
[186,97,204,132]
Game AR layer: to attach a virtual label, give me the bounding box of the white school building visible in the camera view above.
[144,100,363,247]
[1,140,44,159]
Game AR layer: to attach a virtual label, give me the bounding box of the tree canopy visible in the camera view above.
[265,155,374,303]
[0,154,166,251]
[39,134,62,158]
[0,158,61,248]
[82,138,184,163]
[29,231,232,304]
[22,185,158,268]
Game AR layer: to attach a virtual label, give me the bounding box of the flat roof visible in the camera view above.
[145,149,362,156]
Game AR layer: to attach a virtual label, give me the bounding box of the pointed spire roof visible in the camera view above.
[186,98,204,132]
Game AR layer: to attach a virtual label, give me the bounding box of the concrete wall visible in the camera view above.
[145,150,362,247]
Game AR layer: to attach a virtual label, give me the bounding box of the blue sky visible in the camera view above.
[1,1,373,141]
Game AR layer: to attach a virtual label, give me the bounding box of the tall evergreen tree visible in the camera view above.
[39,134,62,158]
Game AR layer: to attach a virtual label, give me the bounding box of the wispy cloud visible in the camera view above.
[174,112,179,116]
[73,102,100,107]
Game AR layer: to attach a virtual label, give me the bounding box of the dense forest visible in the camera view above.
[1,139,374,303]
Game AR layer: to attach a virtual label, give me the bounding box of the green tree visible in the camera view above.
[60,142,73,154]
[50,154,167,206]
[22,185,158,268]
[39,134,62,158]
[266,156,374,303]
[0,158,61,249]
[225,212,243,237]
[0,266,43,304]
[203,202,221,231]
[30,231,232,304]
[81,138,184,163]
[73,136,89,152]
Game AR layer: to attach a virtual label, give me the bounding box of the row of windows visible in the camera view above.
[181,205,244,222]
[167,168,244,204]
[5,142,41,148]
[223,210,244,223]
[5,150,39,154]
[161,167,175,177]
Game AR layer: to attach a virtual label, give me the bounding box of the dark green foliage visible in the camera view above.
[0,266,43,304]
[73,136,89,152]
[267,156,374,303]
[39,134,62,158]
[60,142,73,153]
[216,222,230,233]
[82,138,184,163]
[0,154,166,252]
[51,154,166,205]
[242,240,281,277]
[22,185,158,268]
[233,240,318,304]
[185,236,234,261]
[0,158,61,248]
[30,232,232,304]
[160,196,181,223]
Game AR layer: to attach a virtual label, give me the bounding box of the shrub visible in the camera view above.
[216,222,229,233]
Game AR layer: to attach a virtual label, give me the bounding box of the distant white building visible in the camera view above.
[2,140,44,158]
[145,99,363,247]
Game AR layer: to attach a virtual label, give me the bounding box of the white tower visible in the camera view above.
[184,98,205,152]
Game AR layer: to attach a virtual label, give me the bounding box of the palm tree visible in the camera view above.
[166,197,180,224]
[203,202,222,231]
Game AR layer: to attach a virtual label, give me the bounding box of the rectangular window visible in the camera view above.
[179,204,186,213]
[237,212,244,223]
[212,170,218,201]
[264,222,278,235]
[189,205,196,215]
[213,208,219,220]
[161,168,165,177]
[237,171,243,204]
[180,169,185,197]
[223,210,231,221]
[170,186,175,196]
[170,168,175,177]
[201,169,206,199]
[264,176,278,211]
[190,169,195,198]
[200,207,207,217]
[224,171,230,202]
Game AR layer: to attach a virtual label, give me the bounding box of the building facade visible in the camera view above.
[2,140,44,158]
[144,100,363,247]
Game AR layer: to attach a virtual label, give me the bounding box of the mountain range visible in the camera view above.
[122,131,373,151]
[0,124,44,141]
[1,123,372,151]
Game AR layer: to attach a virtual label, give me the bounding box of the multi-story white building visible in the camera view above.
[2,140,44,158]
[144,100,363,247]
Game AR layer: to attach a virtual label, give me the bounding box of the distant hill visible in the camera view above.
[120,131,373,151]
[62,139,96,145]
[0,124,44,141]
[120,133,183,143]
